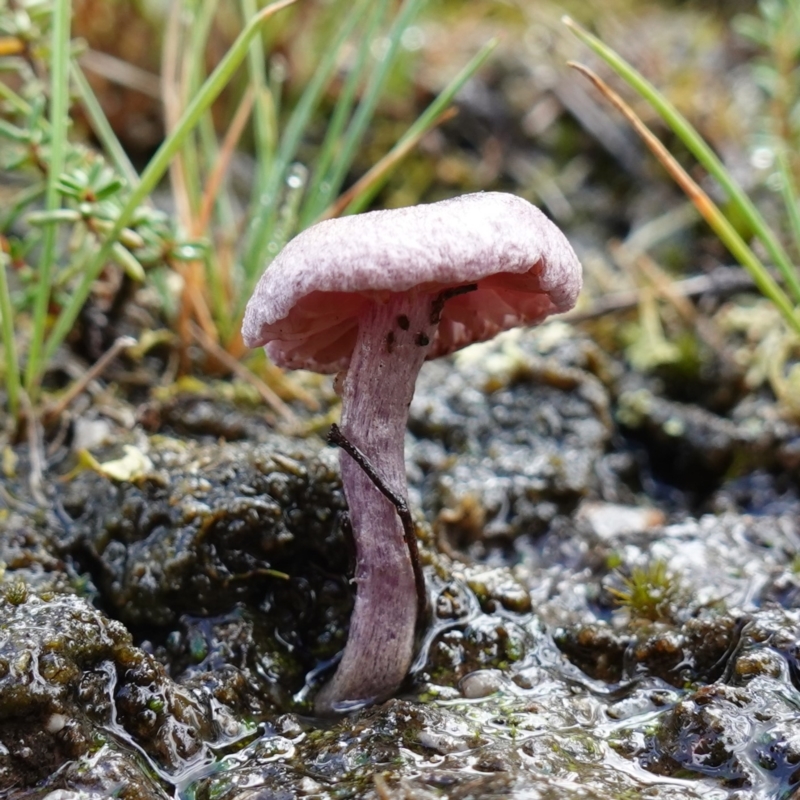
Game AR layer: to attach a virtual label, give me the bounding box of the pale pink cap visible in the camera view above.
[242,192,582,373]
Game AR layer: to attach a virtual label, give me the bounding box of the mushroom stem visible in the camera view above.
[315,290,437,714]
[327,423,425,619]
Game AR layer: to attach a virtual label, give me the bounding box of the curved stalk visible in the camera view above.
[315,291,436,714]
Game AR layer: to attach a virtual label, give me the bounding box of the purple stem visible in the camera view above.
[314,290,436,714]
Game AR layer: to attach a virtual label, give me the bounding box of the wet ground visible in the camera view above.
[4,0,800,797]
[4,321,800,799]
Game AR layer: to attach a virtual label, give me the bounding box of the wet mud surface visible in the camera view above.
[4,326,800,799]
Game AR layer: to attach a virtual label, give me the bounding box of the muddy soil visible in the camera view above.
[3,323,800,799]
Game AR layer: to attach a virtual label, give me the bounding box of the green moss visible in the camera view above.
[609,559,684,624]
[2,578,28,605]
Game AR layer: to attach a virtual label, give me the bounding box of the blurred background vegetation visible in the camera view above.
[1,0,798,427]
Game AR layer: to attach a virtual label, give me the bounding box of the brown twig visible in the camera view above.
[41,336,137,425]
[430,283,478,324]
[564,266,755,323]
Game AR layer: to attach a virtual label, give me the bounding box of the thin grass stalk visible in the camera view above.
[24,0,71,397]
[563,16,800,306]
[241,0,368,275]
[299,0,388,226]
[42,0,297,367]
[179,263,218,341]
[163,0,193,227]
[195,86,239,235]
[0,253,20,417]
[262,162,307,263]
[180,0,220,214]
[189,321,296,424]
[321,0,426,214]
[192,0,238,234]
[570,62,800,338]
[185,0,221,111]
[322,108,457,220]
[240,0,276,194]
[194,106,238,339]
[196,106,238,340]
[42,335,135,423]
[339,36,499,217]
[172,0,222,354]
[778,147,800,260]
[70,61,140,190]
[0,182,46,232]
[0,80,34,117]
[199,87,255,339]
[198,88,256,233]
[196,112,238,234]
[266,57,285,133]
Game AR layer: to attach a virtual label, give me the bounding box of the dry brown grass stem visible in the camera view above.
[197,87,255,234]
[42,336,137,425]
[567,62,730,246]
[162,1,191,228]
[189,321,298,426]
[161,2,219,357]
[79,49,162,98]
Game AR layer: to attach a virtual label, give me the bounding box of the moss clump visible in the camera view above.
[609,559,685,624]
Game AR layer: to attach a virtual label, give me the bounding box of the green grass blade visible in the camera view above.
[703,192,800,334]
[240,0,276,194]
[564,16,800,306]
[0,253,20,418]
[41,0,297,368]
[241,0,369,275]
[269,162,307,254]
[179,0,220,215]
[778,146,800,260]
[342,36,500,216]
[0,80,34,117]
[298,0,389,227]
[192,0,238,235]
[321,0,426,213]
[24,0,71,397]
[197,114,237,231]
[569,60,800,338]
[70,61,140,189]
[0,182,46,232]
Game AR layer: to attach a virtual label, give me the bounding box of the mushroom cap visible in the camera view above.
[242,192,582,373]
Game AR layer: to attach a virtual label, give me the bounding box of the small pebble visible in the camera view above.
[459,668,503,699]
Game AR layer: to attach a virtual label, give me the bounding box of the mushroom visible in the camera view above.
[242,192,582,714]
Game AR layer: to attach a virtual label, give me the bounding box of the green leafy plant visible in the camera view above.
[0,0,497,419]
